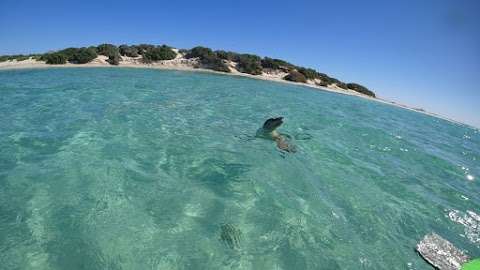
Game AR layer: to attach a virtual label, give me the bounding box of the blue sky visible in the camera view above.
[1,0,479,127]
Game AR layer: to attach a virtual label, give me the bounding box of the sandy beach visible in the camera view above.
[0,54,466,127]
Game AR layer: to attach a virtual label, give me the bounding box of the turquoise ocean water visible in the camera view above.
[0,68,479,269]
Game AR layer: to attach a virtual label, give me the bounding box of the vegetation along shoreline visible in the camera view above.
[0,43,376,98]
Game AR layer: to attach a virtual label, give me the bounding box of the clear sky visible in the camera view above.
[1,0,479,127]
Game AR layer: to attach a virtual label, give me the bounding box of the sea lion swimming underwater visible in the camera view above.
[256,117,296,152]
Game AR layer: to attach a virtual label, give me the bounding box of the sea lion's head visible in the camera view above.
[263,117,284,131]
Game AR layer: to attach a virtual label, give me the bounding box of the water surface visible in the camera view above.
[0,68,479,269]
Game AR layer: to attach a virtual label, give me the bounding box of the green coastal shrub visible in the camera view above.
[215,50,239,62]
[329,77,341,85]
[185,46,214,59]
[134,44,156,55]
[0,54,33,62]
[32,55,43,61]
[119,45,139,57]
[316,72,342,85]
[261,57,294,70]
[336,82,348,89]
[1,55,15,62]
[178,48,189,55]
[0,54,35,62]
[188,48,270,75]
[202,56,230,72]
[236,54,263,75]
[296,68,344,86]
[55,47,97,64]
[72,48,97,64]
[57,48,80,60]
[284,71,307,83]
[184,47,230,72]
[142,45,176,62]
[346,83,376,97]
[107,53,121,65]
[297,67,318,80]
[44,53,68,64]
[96,44,119,57]
[316,81,329,87]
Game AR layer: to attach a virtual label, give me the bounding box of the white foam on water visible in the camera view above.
[447,209,480,244]
[459,166,475,181]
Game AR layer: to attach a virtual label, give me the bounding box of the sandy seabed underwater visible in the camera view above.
[0,68,479,269]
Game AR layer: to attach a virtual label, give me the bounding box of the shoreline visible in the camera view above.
[0,58,470,129]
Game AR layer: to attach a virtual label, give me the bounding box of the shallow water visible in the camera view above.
[0,68,479,269]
